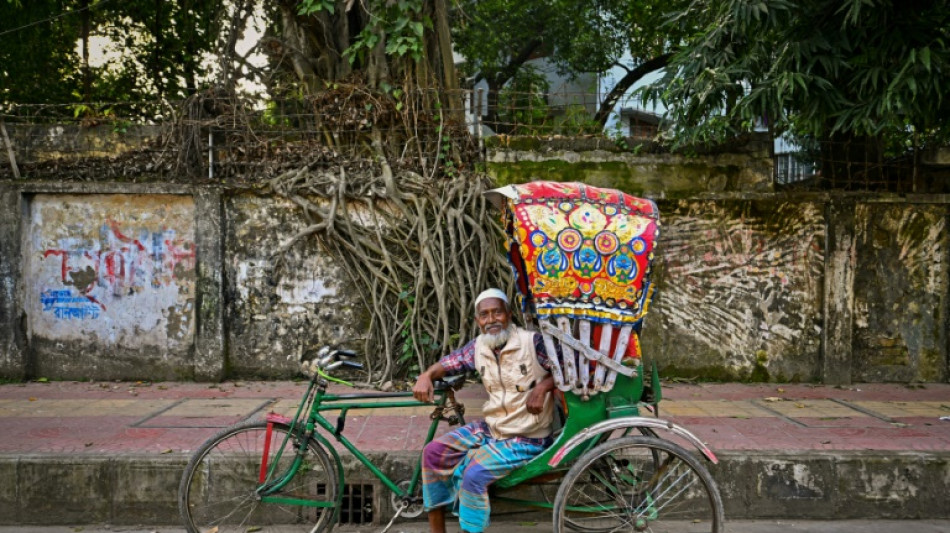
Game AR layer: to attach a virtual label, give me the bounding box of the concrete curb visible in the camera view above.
[2,450,948,526]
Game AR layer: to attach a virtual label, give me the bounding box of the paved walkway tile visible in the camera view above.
[663,400,773,417]
[266,398,304,417]
[158,398,269,417]
[0,381,948,455]
[754,399,868,418]
[852,401,950,418]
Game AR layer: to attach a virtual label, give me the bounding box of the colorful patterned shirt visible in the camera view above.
[438,330,552,375]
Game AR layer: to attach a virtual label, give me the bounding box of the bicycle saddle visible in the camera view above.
[433,374,466,391]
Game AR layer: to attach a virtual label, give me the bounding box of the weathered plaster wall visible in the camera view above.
[486,137,773,198]
[642,199,826,381]
[0,187,25,378]
[488,145,948,383]
[23,194,196,379]
[852,203,948,382]
[1,124,160,164]
[224,194,365,378]
[0,171,947,383]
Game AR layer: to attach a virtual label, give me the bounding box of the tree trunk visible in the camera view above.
[477,39,543,134]
[430,0,461,119]
[275,0,458,104]
[220,0,255,90]
[181,0,199,94]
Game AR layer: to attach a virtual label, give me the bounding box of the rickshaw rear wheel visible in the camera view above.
[543,427,658,532]
[553,436,724,533]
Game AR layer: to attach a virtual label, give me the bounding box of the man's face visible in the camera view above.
[476,298,511,335]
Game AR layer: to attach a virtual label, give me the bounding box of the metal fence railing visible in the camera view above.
[774,151,816,185]
[774,137,922,193]
[0,91,939,192]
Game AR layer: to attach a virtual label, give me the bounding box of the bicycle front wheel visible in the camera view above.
[179,420,339,533]
[553,436,724,533]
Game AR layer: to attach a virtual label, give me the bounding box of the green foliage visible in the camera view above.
[282,0,458,100]
[0,0,83,104]
[606,115,631,150]
[343,0,431,64]
[0,0,223,106]
[451,1,552,79]
[494,70,603,135]
[497,67,550,133]
[452,0,693,127]
[451,0,674,79]
[555,105,602,135]
[642,0,950,146]
[438,132,457,177]
[297,0,336,15]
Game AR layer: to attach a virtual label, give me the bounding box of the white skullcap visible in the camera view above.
[474,288,509,309]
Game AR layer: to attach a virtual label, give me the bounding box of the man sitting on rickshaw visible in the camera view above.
[412,288,557,533]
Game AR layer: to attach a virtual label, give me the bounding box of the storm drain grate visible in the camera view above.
[339,483,374,524]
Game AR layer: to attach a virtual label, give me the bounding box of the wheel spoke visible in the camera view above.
[179,421,338,533]
[554,436,724,533]
[637,465,695,517]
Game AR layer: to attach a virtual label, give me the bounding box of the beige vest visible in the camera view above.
[474,327,554,440]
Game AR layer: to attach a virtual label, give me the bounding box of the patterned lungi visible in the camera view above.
[422,420,551,532]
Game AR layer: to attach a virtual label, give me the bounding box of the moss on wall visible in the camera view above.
[487,152,771,198]
[656,362,802,383]
[489,160,644,194]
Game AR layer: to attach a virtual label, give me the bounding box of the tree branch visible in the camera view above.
[595,53,673,127]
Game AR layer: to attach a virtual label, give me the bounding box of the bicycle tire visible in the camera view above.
[553,435,724,533]
[179,420,339,533]
[558,426,660,533]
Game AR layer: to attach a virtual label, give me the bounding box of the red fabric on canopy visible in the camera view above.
[495,181,660,327]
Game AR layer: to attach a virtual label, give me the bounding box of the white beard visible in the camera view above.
[480,324,514,350]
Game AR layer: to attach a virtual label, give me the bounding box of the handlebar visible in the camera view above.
[300,346,364,379]
[325,359,365,371]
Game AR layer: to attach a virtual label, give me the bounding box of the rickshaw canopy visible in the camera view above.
[486,181,660,329]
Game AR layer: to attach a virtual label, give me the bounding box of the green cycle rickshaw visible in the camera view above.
[178,181,725,533]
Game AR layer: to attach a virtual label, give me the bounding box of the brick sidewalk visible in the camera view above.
[2,380,950,524]
[1,380,948,455]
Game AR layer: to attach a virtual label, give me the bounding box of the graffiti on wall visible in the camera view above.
[27,195,197,347]
[39,219,195,318]
[40,289,101,319]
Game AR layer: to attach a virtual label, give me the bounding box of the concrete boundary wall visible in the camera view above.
[643,193,948,384]
[0,182,224,381]
[0,180,948,383]
[25,193,198,379]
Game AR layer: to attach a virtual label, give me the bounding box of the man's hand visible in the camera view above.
[526,375,555,414]
[413,373,435,403]
[413,362,447,403]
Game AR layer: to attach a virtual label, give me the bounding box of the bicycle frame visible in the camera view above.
[256,376,464,515]
[249,356,662,519]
